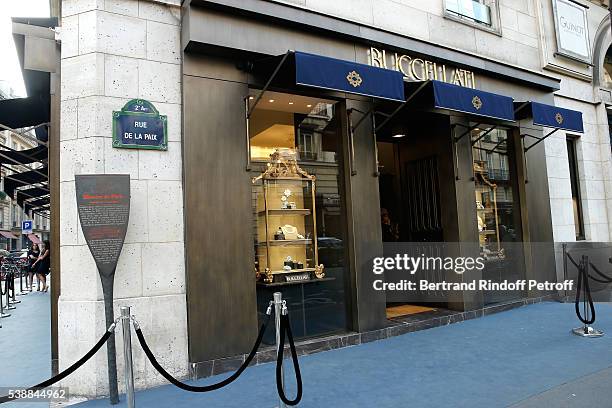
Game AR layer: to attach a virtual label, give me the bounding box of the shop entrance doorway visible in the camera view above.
[376,113,455,318]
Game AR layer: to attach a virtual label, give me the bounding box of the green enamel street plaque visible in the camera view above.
[112,99,168,150]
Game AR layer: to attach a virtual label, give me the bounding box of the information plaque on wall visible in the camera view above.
[112,99,168,150]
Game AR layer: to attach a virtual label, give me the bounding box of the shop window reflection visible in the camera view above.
[471,126,524,305]
[248,90,348,341]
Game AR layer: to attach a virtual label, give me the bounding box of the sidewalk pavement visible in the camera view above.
[72,301,612,408]
[0,280,51,408]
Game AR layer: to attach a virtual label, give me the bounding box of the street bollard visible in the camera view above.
[273,292,286,408]
[121,306,136,408]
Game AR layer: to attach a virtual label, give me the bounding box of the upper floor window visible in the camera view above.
[444,0,501,33]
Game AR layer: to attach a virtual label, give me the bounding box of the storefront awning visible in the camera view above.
[0,231,18,239]
[27,234,41,244]
[0,145,47,166]
[16,185,48,207]
[410,80,515,122]
[3,166,48,199]
[0,94,50,131]
[248,50,405,113]
[294,51,405,101]
[514,101,584,133]
[24,196,49,213]
[375,80,515,144]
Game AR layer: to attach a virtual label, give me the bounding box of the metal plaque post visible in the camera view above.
[121,306,136,408]
[76,174,131,404]
[274,292,286,408]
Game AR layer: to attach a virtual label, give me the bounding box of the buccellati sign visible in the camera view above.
[112,99,168,150]
[368,47,476,89]
[552,0,590,63]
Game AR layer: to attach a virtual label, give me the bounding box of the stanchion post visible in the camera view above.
[273,292,286,408]
[572,255,604,338]
[10,273,20,305]
[18,264,27,296]
[120,306,136,408]
[0,277,9,318]
[6,273,16,310]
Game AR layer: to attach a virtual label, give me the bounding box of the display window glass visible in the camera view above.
[471,126,524,304]
[249,90,348,341]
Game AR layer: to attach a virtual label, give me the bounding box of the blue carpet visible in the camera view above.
[73,302,612,408]
[0,281,51,408]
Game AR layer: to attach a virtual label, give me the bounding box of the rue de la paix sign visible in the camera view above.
[367,47,476,89]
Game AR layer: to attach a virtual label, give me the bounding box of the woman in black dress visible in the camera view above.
[27,243,40,291]
[33,240,50,292]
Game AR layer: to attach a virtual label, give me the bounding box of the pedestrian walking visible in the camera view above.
[27,243,40,291]
[32,240,50,292]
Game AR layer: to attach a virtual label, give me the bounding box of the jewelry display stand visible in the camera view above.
[253,149,325,284]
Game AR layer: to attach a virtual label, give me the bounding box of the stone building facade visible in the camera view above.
[55,0,612,399]
[58,0,186,396]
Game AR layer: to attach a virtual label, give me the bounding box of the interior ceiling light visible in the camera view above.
[248,96,254,100]
[392,134,406,138]
[288,101,294,105]
[269,99,275,103]
[306,104,312,108]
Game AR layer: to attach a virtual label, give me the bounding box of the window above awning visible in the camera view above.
[407,80,515,122]
[249,50,405,104]
[515,101,584,133]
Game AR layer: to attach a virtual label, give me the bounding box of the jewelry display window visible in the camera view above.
[252,149,325,284]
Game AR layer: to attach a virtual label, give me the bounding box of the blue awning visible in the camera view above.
[515,102,583,133]
[429,81,515,122]
[294,51,405,102]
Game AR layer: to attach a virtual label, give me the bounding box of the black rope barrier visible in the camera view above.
[135,313,271,392]
[575,257,596,325]
[0,326,115,404]
[588,262,612,284]
[566,252,580,270]
[276,314,303,406]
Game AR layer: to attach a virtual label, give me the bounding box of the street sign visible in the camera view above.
[75,174,130,405]
[22,220,32,235]
[112,99,168,150]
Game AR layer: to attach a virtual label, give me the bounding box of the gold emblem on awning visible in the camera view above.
[472,96,483,110]
[555,112,564,125]
[346,71,363,88]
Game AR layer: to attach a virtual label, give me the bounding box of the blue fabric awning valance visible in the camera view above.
[294,51,405,101]
[515,102,583,133]
[429,80,515,122]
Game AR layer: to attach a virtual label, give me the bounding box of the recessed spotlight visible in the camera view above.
[248,96,254,100]
[392,134,406,138]
[288,101,294,105]
[269,99,275,103]
[306,104,312,108]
